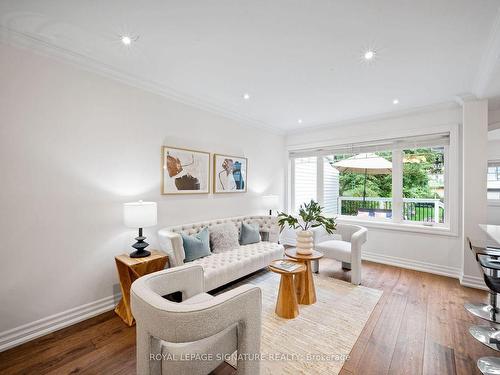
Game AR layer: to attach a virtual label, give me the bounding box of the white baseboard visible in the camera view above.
[362,251,461,279]
[0,293,120,353]
[460,274,488,291]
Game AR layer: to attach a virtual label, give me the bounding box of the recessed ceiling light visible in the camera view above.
[393,99,399,104]
[121,35,132,46]
[243,93,250,100]
[298,119,303,124]
[364,50,375,60]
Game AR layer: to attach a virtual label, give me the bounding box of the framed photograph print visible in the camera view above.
[161,146,210,194]
[213,154,247,193]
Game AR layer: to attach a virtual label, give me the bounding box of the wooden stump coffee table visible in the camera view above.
[269,259,306,319]
[285,248,323,305]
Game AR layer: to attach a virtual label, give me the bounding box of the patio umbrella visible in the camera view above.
[332,153,392,202]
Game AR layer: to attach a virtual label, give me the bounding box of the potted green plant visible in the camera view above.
[277,200,336,255]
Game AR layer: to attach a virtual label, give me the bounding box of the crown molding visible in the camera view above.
[454,93,477,106]
[0,26,285,136]
[474,5,500,98]
[286,101,460,135]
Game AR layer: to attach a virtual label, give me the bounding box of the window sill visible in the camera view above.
[336,216,457,237]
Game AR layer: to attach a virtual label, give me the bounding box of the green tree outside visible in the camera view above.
[334,149,443,199]
[333,148,445,222]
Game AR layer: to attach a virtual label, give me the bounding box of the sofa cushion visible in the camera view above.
[315,240,352,263]
[181,227,211,262]
[191,242,284,291]
[239,223,261,245]
[210,224,240,253]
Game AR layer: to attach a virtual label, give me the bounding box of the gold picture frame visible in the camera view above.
[213,154,248,193]
[161,146,210,195]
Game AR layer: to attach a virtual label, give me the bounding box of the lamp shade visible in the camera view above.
[262,195,280,210]
[123,201,157,228]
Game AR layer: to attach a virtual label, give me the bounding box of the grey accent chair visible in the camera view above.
[312,223,368,285]
[131,264,262,375]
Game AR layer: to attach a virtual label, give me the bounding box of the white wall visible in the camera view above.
[287,106,466,278]
[0,43,285,338]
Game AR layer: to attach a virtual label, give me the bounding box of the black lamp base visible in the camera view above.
[129,228,151,258]
[129,248,151,258]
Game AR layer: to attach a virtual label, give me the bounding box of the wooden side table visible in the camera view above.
[269,260,306,319]
[114,250,168,326]
[285,248,323,305]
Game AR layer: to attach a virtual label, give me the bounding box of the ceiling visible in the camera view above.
[1,0,500,133]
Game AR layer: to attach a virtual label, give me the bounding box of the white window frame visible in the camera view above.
[488,160,500,206]
[288,124,459,236]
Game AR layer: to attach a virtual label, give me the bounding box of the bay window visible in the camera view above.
[289,131,453,230]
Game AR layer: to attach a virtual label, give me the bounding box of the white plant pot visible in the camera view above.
[296,230,313,255]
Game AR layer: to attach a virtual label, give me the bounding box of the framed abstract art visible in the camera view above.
[161,146,210,194]
[213,154,247,193]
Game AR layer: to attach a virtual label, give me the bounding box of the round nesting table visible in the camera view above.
[285,248,323,305]
[269,259,306,319]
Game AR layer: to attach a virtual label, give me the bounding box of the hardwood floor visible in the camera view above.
[0,260,497,374]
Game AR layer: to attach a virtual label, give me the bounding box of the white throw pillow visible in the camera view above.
[210,223,240,253]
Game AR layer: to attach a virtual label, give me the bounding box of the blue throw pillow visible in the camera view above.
[182,227,211,262]
[239,223,261,245]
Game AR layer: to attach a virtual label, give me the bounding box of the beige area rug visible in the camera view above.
[223,270,382,375]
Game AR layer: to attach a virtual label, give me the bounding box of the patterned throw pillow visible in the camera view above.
[239,223,261,245]
[210,223,240,253]
[181,227,211,262]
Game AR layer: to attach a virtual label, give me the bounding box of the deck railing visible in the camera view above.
[338,196,445,223]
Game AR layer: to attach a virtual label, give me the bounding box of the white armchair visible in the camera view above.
[131,264,262,375]
[312,223,368,285]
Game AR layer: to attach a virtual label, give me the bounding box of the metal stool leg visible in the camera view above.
[465,292,500,323]
[470,326,500,351]
[477,357,500,374]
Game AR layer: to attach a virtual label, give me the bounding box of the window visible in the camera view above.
[323,157,339,216]
[292,156,317,212]
[290,132,452,229]
[333,152,393,219]
[488,162,500,200]
[402,147,445,223]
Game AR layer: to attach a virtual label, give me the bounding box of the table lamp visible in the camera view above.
[262,195,280,216]
[123,201,157,258]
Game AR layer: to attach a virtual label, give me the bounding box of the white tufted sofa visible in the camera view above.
[158,216,284,291]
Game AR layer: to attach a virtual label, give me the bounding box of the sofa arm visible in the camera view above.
[158,229,185,267]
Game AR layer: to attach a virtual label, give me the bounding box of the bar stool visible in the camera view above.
[469,255,500,349]
[465,238,500,374]
[465,238,500,323]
